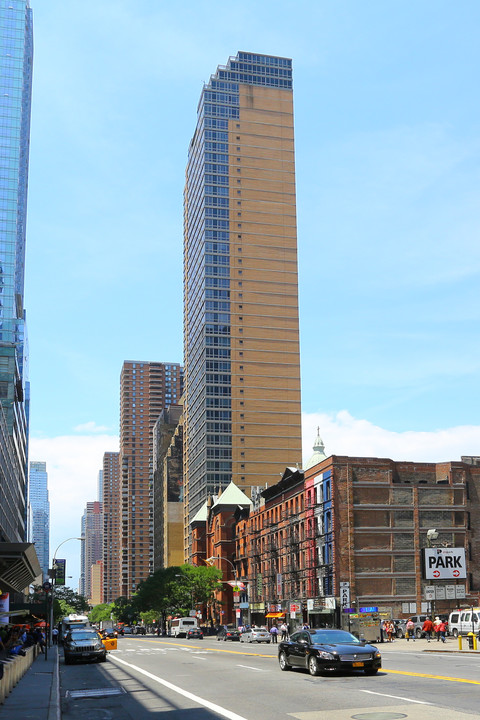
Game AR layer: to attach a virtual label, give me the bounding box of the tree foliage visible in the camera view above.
[52,586,89,622]
[88,603,113,624]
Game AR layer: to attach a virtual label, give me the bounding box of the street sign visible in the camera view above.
[54,559,66,586]
[289,603,300,613]
[445,585,456,600]
[425,586,435,600]
[423,547,466,580]
[340,581,350,608]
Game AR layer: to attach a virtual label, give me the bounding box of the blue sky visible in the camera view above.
[25,1,480,587]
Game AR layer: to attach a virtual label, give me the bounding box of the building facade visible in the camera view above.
[0,0,33,547]
[152,404,184,570]
[119,361,183,597]
[28,460,49,581]
[232,454,480,629]
[80,501,103,602]
[102,451,121,603]
[183,52,302,558]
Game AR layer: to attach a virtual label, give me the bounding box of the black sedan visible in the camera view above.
[216,627,241,641]
[186,628,204,639]
[278,629,381,676]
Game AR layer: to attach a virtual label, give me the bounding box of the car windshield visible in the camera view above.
[69,632,99,641]
[310,630,362,645]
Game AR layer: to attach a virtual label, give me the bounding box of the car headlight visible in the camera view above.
[318,651,335,660]
[375,651,381,658]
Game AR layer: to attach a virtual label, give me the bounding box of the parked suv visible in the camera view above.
[406,615,428,638]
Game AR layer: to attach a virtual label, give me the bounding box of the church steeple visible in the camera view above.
[304,427,327,470]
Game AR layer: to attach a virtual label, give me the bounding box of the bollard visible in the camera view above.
[474,635,478,651]
[458,635,462,650]
[467,632,474,650]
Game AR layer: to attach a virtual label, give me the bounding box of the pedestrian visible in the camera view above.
[406,618,415,641]
[438,619,447,643]
[269,625,278,644]
[422,617,434,642]
[386,621,395,643]
[52,627,59,644]
[433,616,441,642]
[280,622,288,641]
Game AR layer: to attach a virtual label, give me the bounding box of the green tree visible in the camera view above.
[53,586,89,623]
[111,596,140,625]
[135,564,222,628]
[89,603,113,624]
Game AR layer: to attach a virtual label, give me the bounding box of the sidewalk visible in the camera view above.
[0,644,60,719]
[381,637,480,654]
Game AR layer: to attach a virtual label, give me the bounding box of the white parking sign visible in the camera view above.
[423,547,466,580]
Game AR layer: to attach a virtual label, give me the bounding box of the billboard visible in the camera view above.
[54,559,66,586]
[423,547,466,580]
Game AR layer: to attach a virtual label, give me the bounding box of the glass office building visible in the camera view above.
[183,52,302,556]
[0,1,33,543]
[28,461,49,580]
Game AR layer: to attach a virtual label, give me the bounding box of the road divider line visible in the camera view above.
[361,690,432,705]
[237,664,265,671]
[110,655,249,720]
[384,669,480,684]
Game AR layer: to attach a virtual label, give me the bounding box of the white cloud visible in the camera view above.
[73,421,111,433]
[29,433,119,589]
[302,411,480,466]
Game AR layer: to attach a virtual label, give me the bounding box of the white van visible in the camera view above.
[448,608,480,637]
[170,617,198,638]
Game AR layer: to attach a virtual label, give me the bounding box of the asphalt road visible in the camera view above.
[59,635,480,720]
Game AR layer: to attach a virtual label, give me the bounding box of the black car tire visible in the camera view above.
[99,654,107,663]
[64,656,72,665]
[415,628,422,639]
[278,651,291,671]
[308,655,321,677]
[396,629,404,638]
[452,629,458,638]
[364,668,378,675]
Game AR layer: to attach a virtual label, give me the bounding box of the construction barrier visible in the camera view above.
[0,645,39,704]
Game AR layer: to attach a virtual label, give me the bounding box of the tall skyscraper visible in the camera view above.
[80,500,103,601]
[119,361,183,597]
[0,0,33,545]
[28,460,49,580]
[102,451,120,603]
[183,52,302,555]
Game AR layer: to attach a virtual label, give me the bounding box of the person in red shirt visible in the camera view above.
[422,617,434,642]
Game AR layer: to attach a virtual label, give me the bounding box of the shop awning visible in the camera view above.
[265,612,285,618]
[0,543,41,594]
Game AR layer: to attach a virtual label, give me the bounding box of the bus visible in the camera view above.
[61,613,90,640]
[170,617,198,638]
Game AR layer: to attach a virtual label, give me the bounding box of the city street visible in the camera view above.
[59,635,480,720]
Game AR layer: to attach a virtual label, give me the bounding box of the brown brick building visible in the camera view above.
[183,52,302,562]
[102,451,121,602]
[206,453,480,629]
[119,361,183,597]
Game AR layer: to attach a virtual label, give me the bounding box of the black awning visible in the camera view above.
[0,543,42,593]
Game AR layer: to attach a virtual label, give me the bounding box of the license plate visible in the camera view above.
[352,661,364,667]
[82,652,92,656]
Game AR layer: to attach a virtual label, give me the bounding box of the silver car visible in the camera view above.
[240,627,271,644]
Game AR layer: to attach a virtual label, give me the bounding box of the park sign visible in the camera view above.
[423,547,466,580]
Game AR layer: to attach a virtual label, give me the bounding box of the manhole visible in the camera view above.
[66,687,126,699]
[351,714,408,720]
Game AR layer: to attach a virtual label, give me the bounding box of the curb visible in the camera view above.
[47,646,60,720]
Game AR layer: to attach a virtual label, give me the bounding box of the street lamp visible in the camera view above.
[205,555,237,582]
[426,529,439,619]
[49,537,84,646]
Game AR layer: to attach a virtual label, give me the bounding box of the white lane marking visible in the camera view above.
[110,655,249,720]
[361,690,432,705]
[237,664,264,672]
